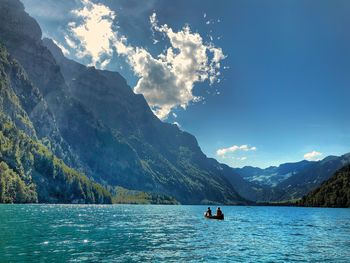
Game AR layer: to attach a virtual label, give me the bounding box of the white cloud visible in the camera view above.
[216,145,257,157]
[52,38,70,56]
[65,0,116,68]
[115,12,225,119]
[150,12,158,30]
[65,1,225,120]
[126,12,225,119]
[64,35,77,49]
[149,12,159,44]
[304,151,323,161]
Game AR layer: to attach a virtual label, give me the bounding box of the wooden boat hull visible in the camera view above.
[204,214,224,220]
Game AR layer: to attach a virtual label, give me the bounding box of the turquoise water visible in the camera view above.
[0,205,349,262]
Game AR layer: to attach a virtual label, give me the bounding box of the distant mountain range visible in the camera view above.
[0,0,244,205]
[229,153,350,202]
[232,160,312,187]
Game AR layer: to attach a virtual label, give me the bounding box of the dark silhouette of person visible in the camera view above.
[206,207,212,217]
[216,207,223,217]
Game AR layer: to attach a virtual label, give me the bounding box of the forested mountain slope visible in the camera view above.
[299,165,350,207]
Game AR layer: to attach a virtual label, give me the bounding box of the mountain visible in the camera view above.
[0,112,112,204]
[230,154,350,202]
[276,154,350,201]
[299,164,350,207]
[0,45,111,203]
[220,163,285,202]
[42,37,244,204]
[233,160,313,187]
[0,0,245,204]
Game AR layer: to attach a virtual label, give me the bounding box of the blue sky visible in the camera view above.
[21,0,350,168]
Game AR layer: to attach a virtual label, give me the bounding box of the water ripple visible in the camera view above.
[0,205,349,262]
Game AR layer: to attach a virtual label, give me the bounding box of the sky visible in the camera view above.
[21,0,350,168]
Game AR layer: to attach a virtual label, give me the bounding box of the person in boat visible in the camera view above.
[216,207,223,217]
[205,207,212,217]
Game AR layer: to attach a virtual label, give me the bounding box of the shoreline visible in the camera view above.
[0,202,348,208]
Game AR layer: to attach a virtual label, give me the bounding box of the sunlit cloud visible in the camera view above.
[60,1,225,120]
[115,12,225,119]
[216,145,257,157]
[52,38,70,56]
[65,0,116,68]
[304,151,323,161]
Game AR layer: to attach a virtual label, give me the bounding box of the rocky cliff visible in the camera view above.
[0,0,245,204]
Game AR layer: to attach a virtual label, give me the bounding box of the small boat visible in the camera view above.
[204,213,224,220]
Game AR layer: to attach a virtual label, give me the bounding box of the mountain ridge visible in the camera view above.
[42,38,245,204]
[230,154,350,202]
[0,0,245,205]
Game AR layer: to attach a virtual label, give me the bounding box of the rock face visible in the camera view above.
[0,45,112,204]
[43,39,245,204]
[299,165,350,207]
[0,0,245,204]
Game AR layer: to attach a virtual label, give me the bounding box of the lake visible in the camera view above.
[0,205,349,262]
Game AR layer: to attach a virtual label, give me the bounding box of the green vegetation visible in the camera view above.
[298,165,350,207]
[0,44,36,137]
[0,43,112,204]
[0,112,112,204]
[111,186,179,204]
[0,161,37,203]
